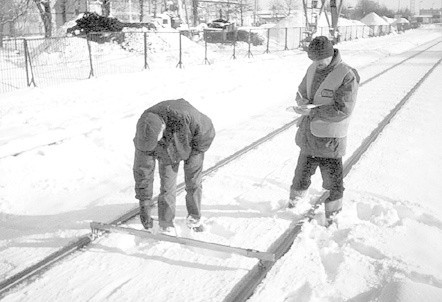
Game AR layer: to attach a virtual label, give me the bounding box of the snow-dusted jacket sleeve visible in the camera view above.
[296,74,309,105]
[311,68,360,122]
[133,148,156,201]
[191,116,215,154]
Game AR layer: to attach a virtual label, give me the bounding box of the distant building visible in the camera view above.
[360,12,390,36]
[419,8,442,23]
[256,10,287,25]
[414,15,433,23]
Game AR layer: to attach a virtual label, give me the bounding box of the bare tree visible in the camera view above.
[34,0,52,37]
[102,0,111,17]
[0,0,32,45]
[280,0,300,16]
[269,0,299,18]
[350,0,394,20]
[237,0,254,26]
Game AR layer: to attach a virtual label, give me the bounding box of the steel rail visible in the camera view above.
[1,39,440,297]
[223,53,442,302]
[0,100,301,297]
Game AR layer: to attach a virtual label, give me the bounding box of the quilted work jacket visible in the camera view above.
[136,98,215,163]
[295,49,360,158]
[133,99,215,201]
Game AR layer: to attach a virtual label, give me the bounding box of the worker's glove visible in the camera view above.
[296,97,310,106]
[293,105,311,116]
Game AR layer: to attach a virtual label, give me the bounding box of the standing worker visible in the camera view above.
[133,98,215,233]
[289,36,360,225]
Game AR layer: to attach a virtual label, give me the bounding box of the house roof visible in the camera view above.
[382,16,395,24]
[392,17,410,24]
[360,12,389,25]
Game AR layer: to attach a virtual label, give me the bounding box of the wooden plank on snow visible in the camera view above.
[90,222,276,262]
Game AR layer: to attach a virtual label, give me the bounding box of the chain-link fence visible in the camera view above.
[1,25,394,94]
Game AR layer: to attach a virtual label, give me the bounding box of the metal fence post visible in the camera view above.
[264,28,270,53]
[284,28,289,50]
[231,31,237,60]
[203,30,210,65]
[24,39,30,87]
[23,39,36,87]
[143,32,150,69]
[246,29,253,58]
[298,27,302,49]
[176,32,183,68]
[86,34,94,78]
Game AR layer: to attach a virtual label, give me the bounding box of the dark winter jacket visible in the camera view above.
[295,49,360,158]
[142,98,215,163]
[133,99,215,201]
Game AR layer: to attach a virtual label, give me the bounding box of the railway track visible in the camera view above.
[225,45,442,302]
[1,38,441,299]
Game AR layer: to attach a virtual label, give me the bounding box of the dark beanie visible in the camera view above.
[308,36,334,61]
[134,112,164,152]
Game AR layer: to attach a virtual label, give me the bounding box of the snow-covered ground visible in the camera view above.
[1,26,442,301]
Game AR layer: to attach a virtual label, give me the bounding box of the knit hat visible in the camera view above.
[308,36,334,61]
[134,112,164,152]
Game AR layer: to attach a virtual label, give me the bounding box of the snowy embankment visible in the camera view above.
[0,27,441,301]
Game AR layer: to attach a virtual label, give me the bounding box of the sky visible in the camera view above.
[1,25,442,301]
[345,0,442,11]
[258,0,442,17]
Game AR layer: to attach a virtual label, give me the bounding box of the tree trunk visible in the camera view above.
[192,0,198,26]
[240,0,243,26]
[139,0,144,22]
[34,0,52,38]
[102,0,111,17]
[183,0,189,25]
[61,0,67,24]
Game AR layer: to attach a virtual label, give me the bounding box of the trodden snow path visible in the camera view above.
[1,28,441,301]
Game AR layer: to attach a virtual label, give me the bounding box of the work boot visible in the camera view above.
[139,200,153,230]
[324,198,343,227]
[159,226,175,235]
[325,209,341,227]
[288,190,307,208]
[186,215,205,232]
